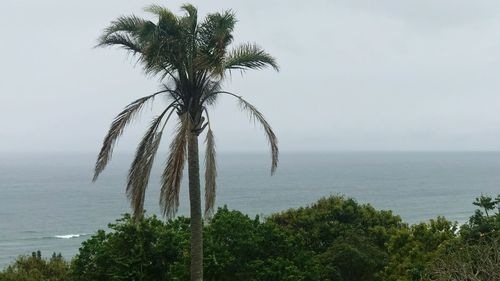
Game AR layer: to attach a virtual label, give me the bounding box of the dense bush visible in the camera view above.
[380,217,457,280]
[2,194,499,280]
[0,251,71,281]
[269,196,404,280]
[72,214,190,281]
[70,196,405,281]
[204,209,302,281]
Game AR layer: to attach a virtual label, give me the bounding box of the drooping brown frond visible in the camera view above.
[93,91,167,181]
[204,128,217,218]
[160,113,189,218]
[128,132,162,221]
[126,109,171,221]
[238,97,279,175]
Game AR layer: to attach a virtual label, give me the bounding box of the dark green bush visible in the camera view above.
[72,214,190,281]
[204,208,304,281]
[270,196,404,280]
[72,196,405,281]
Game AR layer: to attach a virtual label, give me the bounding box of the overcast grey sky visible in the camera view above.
[2,0,500,153]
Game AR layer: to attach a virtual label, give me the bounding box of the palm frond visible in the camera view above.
[96,15,156,54]
[97,33,142,54]
[93,91,167,181]
[160,113,189,218]
[144,5,177,22]
[198,11,236,48]
[126,106,175,221]
[223,43,279,72]
[98,15,148,40]
[204,128,217,218]
[238,96,279,174]
[140,5,185,78]
[180,4,198,32]
[200,80,222,106]
[197,11,236,72]
[127,131,162,221]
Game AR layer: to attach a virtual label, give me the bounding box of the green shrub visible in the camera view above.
[72,214,190,281]
[380,217,457,281]
[459,194,500,241]
[0,251,71,281]
[204,207,303,281]
[270,196,404,280]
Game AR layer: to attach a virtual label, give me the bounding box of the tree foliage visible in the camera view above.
[72,214,190,281]
[0,251,71,281]
[71,196,405,281]
[3,194,499,280]
[270,196,404,280]
[380,217,457,281]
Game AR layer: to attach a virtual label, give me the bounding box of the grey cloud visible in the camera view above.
[1,0,500,153]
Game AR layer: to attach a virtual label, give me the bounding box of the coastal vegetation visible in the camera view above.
[92,4,278,280]
[1,194,498,281]
[0,251,71,281]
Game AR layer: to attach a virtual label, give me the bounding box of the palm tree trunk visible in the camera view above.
[188,132,203,281]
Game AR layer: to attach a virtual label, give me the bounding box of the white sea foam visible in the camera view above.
[54,234,87,239]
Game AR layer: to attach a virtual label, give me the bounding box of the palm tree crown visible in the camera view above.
[93,4,279,220]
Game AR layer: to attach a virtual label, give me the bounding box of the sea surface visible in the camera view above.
[1,152,499,268]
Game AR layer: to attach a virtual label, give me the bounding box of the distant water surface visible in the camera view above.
[1,152,499,267]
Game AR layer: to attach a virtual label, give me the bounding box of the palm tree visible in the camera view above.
[92,4,279,280]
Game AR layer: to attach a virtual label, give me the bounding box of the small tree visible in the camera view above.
[473,195,498,217]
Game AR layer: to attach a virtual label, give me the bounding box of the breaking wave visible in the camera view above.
[53,233,88,239]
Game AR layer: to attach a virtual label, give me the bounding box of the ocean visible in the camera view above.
[1,152,499,268]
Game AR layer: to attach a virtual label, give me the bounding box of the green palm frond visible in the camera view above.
[99,15,149,40]
[97,15,156,54]
[223,43,279,72]
[179,4,198,71]
[237,96,279,175]
[100,5,180,78]
[197,11,236,72]
[142,34,179,76]
[204,128,217,218]
[93,90,167,181]
[160,114,189,218]
[97,33,142,54]
[198,11,236,49]
[180,4,198,32]
[144,5,177,22]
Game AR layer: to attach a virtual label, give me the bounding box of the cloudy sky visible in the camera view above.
[2,0,500,153]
